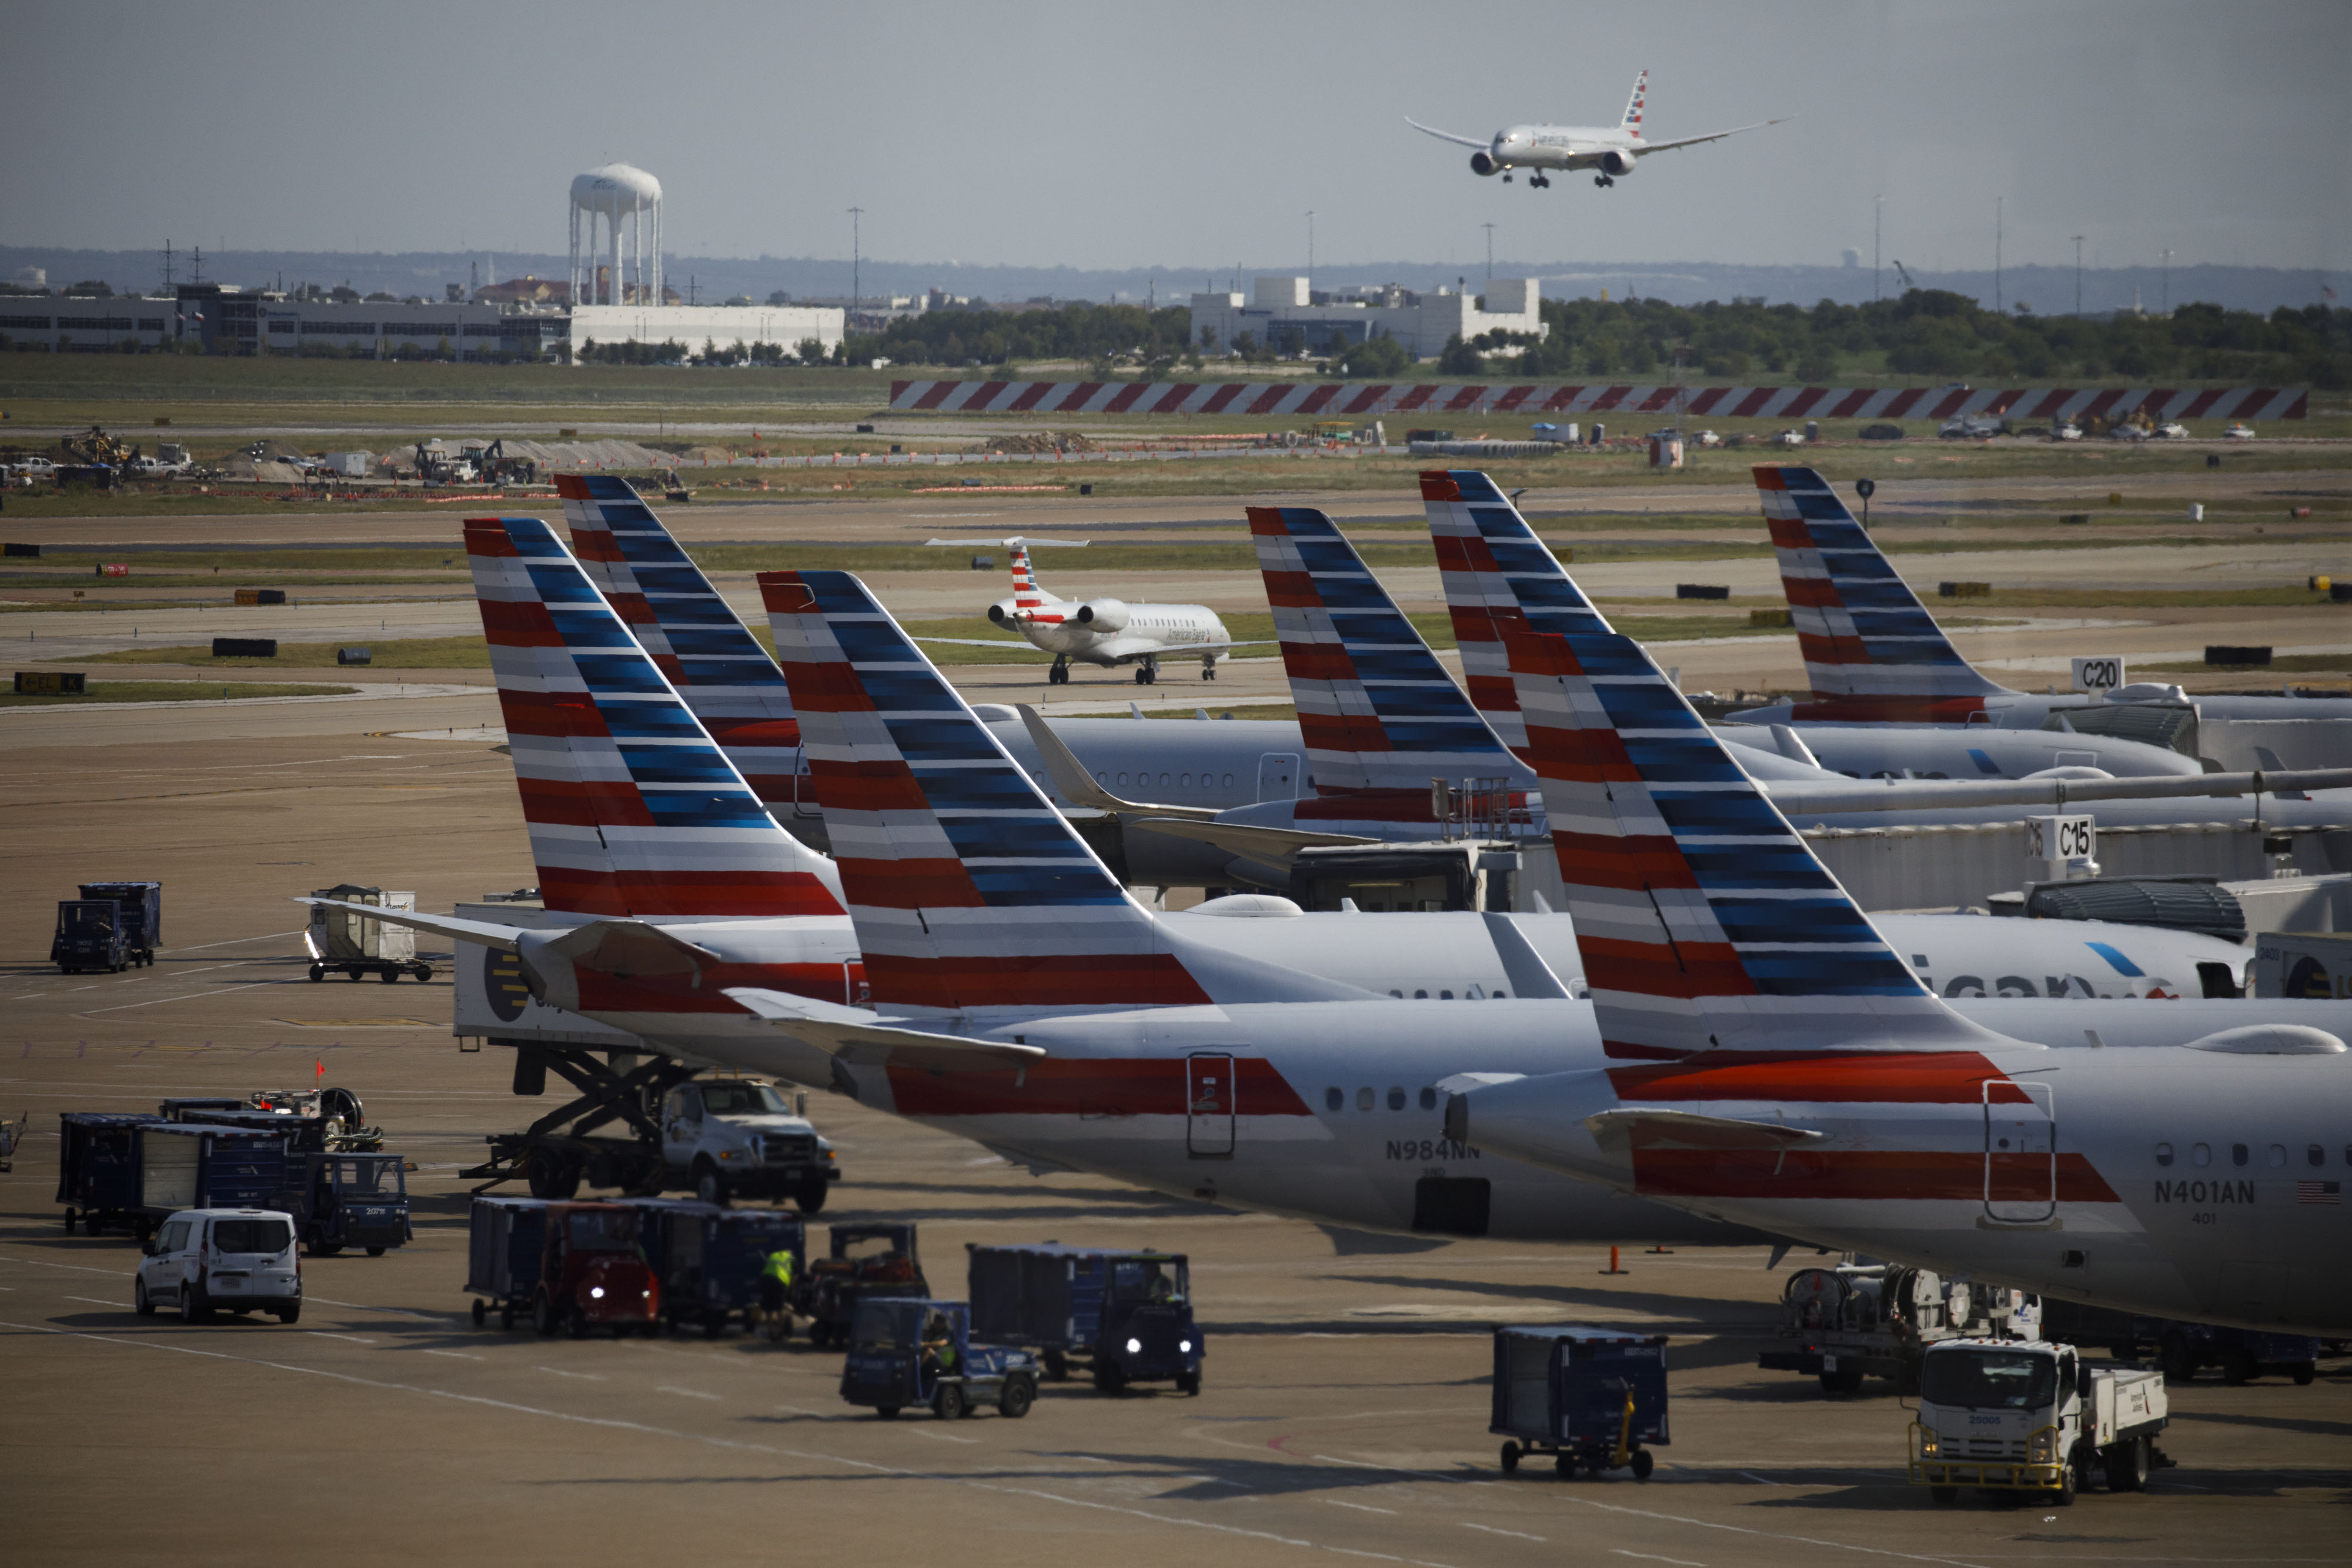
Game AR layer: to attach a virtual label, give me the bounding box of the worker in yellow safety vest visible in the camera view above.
[759,1246,796,1322]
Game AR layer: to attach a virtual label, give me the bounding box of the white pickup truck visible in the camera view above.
[1911,1338,2170,1505]
[660,1079,840,1211]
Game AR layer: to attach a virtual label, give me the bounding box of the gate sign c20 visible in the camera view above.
[2070,656,2126,693]
[2026,814,2096,860]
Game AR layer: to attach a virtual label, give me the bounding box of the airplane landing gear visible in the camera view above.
[1201,659,1217,681]
[1501,173,1512,183]
[1134,661,1158,686]
[1529,175,1551,189]
[1594,175,1615,188]
[1048,657,1070,686]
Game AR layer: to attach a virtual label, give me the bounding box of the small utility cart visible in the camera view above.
[52,881,161,972]
[624,1197,804,1337]
[838,1298,1040,1421]
[465,1195,661,1336]
[267,1150,413,1256]
[305,885,432,983]
[967,1243,1202,1392]
[801,1222,929,1348]
[1492,1325,1669,1480]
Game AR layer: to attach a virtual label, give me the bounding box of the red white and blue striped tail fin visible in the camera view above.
[1422,469,1612,758]
[758,568,1365,1018]
[1249,504,1528,792]
[465,517,845,921]
[1622,69,1648,135]
[1758,466,2010,711]
[557,474,803,803]
[1009,544,1051,612]
[1502,623,2004,1061]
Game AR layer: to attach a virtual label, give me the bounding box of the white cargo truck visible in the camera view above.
[1910,1338,2170,1505]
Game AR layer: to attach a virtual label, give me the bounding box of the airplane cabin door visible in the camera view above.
[1187,1052,1235,1158]
[1256,754,1299,803]
[1983,1078,2056,1225]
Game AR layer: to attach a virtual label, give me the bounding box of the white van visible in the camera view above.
[136,1208,303,1323]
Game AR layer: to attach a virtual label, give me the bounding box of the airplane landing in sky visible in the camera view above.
[1408,69,1788,188]
[920,537,1265,685]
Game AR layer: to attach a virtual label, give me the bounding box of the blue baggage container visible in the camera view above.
[79,881,161,963]
[967,1243,1202,1392]
[57,1115,290,1239]
[1490,1325,1669,1479]
[465,1195,553,1324]
[623,1198,804,1335]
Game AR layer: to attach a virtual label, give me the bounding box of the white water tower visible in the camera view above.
[569,163,663,306]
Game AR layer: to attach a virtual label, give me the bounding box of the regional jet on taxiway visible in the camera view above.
[1408,70,1788,188]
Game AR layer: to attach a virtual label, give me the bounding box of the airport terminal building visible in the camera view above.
[1190,276,1545,360]
[0,285,846,362]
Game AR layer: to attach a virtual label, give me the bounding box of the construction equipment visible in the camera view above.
[59,424,136,469]
[467,438,537,486]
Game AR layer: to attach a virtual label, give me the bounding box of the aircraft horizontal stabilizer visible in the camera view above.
[1133,815,1381,862]
[1015,703,1218,820]
[293,898,520,953]
[923,536,1090,549]
[1585,1108,1828,1154]
[911,637,1055,653]
[540,920,721,978]
[720,987,1047,1069]
[1768,764,2352,818]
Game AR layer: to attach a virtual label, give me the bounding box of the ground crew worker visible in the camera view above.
[759,1245,796,1320]
[920,1310,958,1383]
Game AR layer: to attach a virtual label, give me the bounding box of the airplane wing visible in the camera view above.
[911,637,1053,653]
[1405,116,1491,150]
[721,987,1045,1072]
[1633,115,1795,156]
[294,898,521,952]
[1015,703,1219,820]
[1768,764,2352,818]
[1132,815,1380,862]
[1585,1107,1827,1154]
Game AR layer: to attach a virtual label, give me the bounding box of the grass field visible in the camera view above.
[2141,653,2352,675]
[0,680,357,706]
[83,635,488,668]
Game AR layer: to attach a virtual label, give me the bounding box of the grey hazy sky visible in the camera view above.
[7,0,2346,276]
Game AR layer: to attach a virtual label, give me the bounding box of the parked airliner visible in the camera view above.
[1408,70,1788,188]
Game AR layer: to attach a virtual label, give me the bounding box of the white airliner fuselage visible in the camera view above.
[1408,70,1786,189]
[923,537,1245,686]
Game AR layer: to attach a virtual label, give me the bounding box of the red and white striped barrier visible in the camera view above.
[888,380,2310,422]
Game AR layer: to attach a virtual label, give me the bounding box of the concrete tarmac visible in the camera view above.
[5,707,2351,1566]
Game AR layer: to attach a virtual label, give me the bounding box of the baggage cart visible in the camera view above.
[624,1198,804,1337]
[838,1298,1040,1421]
[305,885,432,982]
[465,1196,659,1336]
[57,1115,292,1241]
[465,1195,552,1329]
[1491,1325,1669,1479]
[802,1223,928,1348]
[967,1243,1202,1392]
[77,881,160,967]
[52,899,131,973]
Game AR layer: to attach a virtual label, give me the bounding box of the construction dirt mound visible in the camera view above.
[974,431,1097,455]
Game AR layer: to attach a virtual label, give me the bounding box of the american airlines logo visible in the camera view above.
[2154,1179,2254,1205]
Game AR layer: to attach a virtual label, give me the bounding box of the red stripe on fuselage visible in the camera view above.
[1631,1147,2119,1203]
[1607,1051,2038,1104]
[885,1054,1306,1117]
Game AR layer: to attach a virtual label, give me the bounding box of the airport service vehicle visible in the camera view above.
[305,885,432,983]
[135,1208,303,1323]
[267,1151,411,1257]
[1763,1264,2039,1394]
[658,1077,838,1210]
[920,536,1259,685]
[1939,414,2007,439]
[623,1197,803,1337]
[58,1115,290,1241]
[968,1244,1202,1392]
[160,1085,382,1154]
[1492,1326,1667,1478]
[802,1223,930,1348]
[2157,423,2192,440]
[2226,423,2257,439]
[840,1298,1040,1421]
[1442,621,2352,1339]
[76,881,159,967]
[1408,69,1786,189]
[1910,1340,2169,1504]
[464,1196,660,1336]
[52,880,161,973]
[1732,464,2352,726]
[2037,1299,2321,1385]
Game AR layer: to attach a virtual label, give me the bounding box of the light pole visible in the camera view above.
[1305,210,1315,290]
[2072,235,2086,316]
[1482,222,1495,283]
[2160,248,2173,315]
[1873,195,1883,302]
[848,206,864,320]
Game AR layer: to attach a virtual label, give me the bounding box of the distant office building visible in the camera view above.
[1188,276,1544,361]
[570,302,843,357]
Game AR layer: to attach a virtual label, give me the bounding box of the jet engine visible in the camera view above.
[1470,151,1499,177]
[987,600,1015,626]
[1597,148,1636,178]
[1074,599,1130,631]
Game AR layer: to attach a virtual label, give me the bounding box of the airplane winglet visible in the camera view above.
[720,987,1046,1068]
[1015,703,1219,820]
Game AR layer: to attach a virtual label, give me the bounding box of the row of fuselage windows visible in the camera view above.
[2154,1141,2347,1168]
[1098,771,1235,791]
[1329,1085,1443,1112]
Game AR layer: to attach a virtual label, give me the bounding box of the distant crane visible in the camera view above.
[1891,259,1917,291]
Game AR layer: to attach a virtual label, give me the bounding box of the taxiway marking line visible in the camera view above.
[308,1332,377,1343]
[65,1296,121,1306]
[1738,1472,1789,1487]
[0,1318,1464,1568]
[1613,1552,1705,1566]
[536,1366,604,1380]
[421,1349,483,1361]
[82,977,285,1015]
[656,1385,722,1400]
[1323,1499,1398,1515]
[910,1427,981,1444]
[1463,1523,1544,1542]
